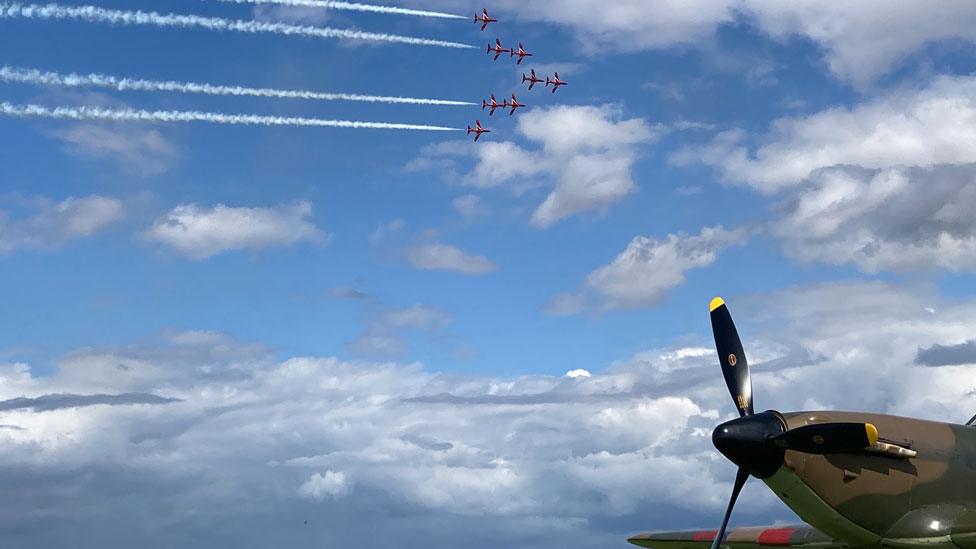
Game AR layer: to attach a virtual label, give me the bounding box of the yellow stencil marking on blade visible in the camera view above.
[865,423,879,446]
[710,297,726,312]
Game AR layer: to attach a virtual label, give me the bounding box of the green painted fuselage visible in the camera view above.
[766,411,976,548]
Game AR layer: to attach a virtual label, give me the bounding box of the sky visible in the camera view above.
[3,1,976,548]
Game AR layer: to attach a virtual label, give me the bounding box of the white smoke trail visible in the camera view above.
[0,102,461,131]
[217,0,466,20]
[0,2,475,48]
[0,66,476,106]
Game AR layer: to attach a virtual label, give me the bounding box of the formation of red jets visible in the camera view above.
[469,8,569,142]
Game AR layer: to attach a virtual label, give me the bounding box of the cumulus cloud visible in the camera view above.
[405,243,498,276]
[549,226,747,313]
[0,195,124,254]
[299,471,351,500]
[412,105,660,228]
[672,76,976,192]
[733,282,976,420]
[0,341,732,548]
[423,0,976,86]
[916,340,976,367]
[4,282,976,547]
[742,1,976,87]
[772,165,976,272]
[669,75,976,274]
[144,202,328,260]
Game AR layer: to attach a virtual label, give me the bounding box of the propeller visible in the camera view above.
[710,298,753,417]
[705,297,878,549]
[710,467,749,549]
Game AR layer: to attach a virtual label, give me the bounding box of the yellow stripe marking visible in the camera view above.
[709,297,726,312]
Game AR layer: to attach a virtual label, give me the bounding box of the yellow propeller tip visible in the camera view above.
[865,423,879,446]
[709,297,726,312]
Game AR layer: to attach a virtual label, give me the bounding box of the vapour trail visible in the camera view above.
[0,66,477,106]
[217,0,465,20]
[0,102,462,131]
[0,2,475,48]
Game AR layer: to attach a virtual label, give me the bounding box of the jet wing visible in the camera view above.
[629,525,845,549]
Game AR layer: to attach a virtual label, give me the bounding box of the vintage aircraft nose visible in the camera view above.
[712,411,786,479]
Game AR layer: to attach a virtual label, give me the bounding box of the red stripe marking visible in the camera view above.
[693,531,718,542]
[758,528,798,546]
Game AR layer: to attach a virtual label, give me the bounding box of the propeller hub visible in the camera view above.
[712,411,786,479]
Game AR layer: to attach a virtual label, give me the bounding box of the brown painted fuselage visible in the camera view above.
[768,411,976,548]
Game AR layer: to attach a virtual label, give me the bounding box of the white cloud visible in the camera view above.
[0,338,730,546]
[743,1,976,87]
[673,76,976,192]
[145,202,328,260]
[405,243,498,276]
[452,195,489,224]
[347,305,452,358]
[773,165,976,272]
[425,0,976,86]
[299,471,351,500]
[412,106,660,228]
[0,195,124,254]
[530,153,640,228]
[551,226,747,312]
[52,123,179,176]
[666,75,976,274]
[6,282,976,546]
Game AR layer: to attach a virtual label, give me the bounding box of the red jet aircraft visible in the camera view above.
[482,94,509,116]
[487,38,510,61]
[546,72,568,93]
[467,120,490,142]
[508,94,526,115]
[522,69,544,91]
[510,43,533,65]
[474,8,497,31]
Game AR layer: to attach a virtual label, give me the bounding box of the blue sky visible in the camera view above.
[0,1,886,371]
[4,1,976,548]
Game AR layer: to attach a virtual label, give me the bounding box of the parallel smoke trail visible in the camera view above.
[217,0,466,20]
[0,102,461,131]
[0,2,475,48]
[0,66,477,106]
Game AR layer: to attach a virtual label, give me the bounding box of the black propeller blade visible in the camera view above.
[710,298,753,417]
[709,467,750,549]
[769,422,878,454]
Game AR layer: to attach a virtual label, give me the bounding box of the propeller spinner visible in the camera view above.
[706,297,879,549]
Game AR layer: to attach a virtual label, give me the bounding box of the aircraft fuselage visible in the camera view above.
[767,411,976,548]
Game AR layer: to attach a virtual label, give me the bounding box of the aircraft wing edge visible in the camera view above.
[629,525,845,549]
